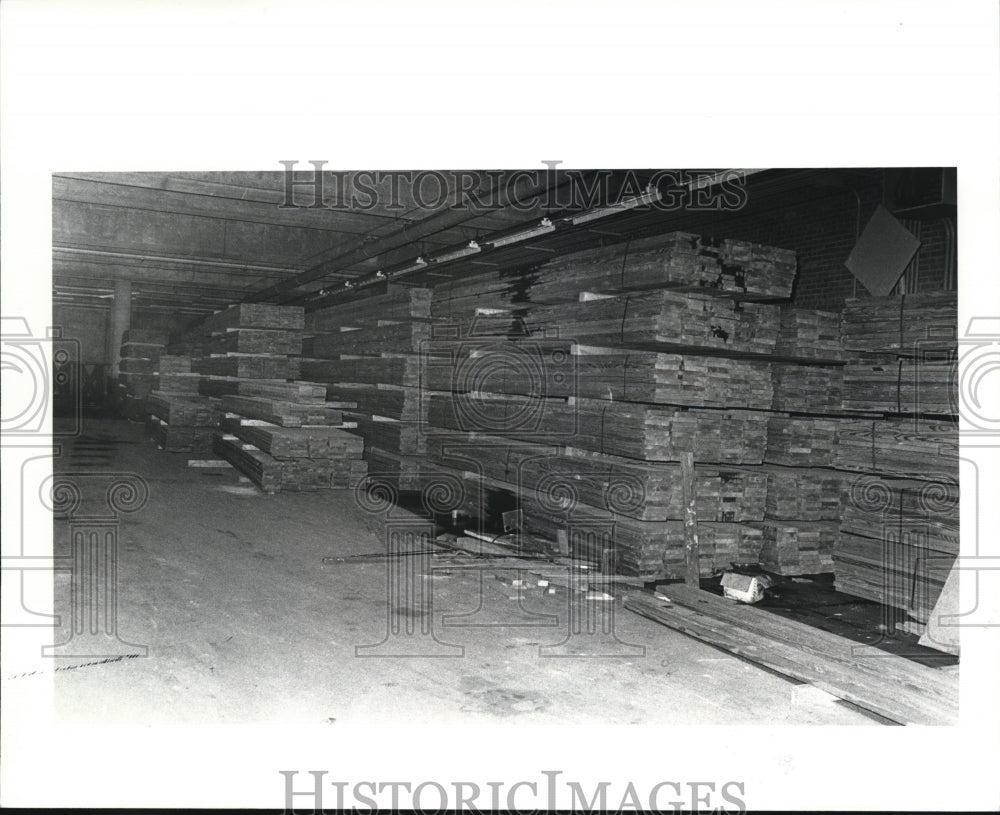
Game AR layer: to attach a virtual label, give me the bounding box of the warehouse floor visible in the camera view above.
[45,418,875,726]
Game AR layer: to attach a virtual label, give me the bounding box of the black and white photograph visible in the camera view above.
[2,2,998,812]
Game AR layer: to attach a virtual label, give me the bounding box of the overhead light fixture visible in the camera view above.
[485,218,556,249]
[429,240,481,265]
[683,168,763,191]
[565,186,663,226]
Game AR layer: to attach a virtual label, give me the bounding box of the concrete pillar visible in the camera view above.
[106,279,132,391]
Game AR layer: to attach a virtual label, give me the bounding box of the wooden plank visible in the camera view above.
[681,452,700,587]
[624,587,957,725]
[195,303,305,334]
[841,292,956,355]
[219,395,344,427]
[192,355,300,380]
[832,418,959,481]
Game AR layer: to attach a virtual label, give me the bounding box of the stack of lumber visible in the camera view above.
[214,417,367,493]
[307,285,432,330]
[754,519,837,575]
[838,471,958,618]
[173,302,365,491]
[831,418,959,481]
[117,329,168,421]
[520,290,781,355]
[424,434,768,524]
[306,322,433,358]
[157,354,200,395]
[301,235,861,580]
[774,305,844,360]
[420,343,774,407]
[430,231,796,318]
[770,362,844,413]
[841,292,957,354]
[299,285,441,488]
[841,356,957,415]
[831,290,959,621]
[764,415,846,467]
[521,495,764,577]
[426,394,767,464]
[759,466,844,521]
[145,354,218,455]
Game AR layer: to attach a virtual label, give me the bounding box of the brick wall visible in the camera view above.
[649,169,956,311]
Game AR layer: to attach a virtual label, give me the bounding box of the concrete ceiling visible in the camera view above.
[53,169,608,315]
[52,168,873,317]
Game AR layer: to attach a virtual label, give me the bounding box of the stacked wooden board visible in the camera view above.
[430,231,797,319]
[145,354,218,455]
[299,234,850,578]
[299,286,442,487]
[832,291,959,622]
[117,329,168,421]
[161,302,367,491]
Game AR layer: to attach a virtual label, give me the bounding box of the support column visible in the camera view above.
[105,279,132,398]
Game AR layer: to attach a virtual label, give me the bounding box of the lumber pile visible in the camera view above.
[117,328,168,421]
[759,466,844,521]
[830,291,959,622]
[143,354,219,455]
[625,584,958,725]
[423,434,768,524]
[834,469,959,622]
[755,519,837,575]
[764,415,846,467]
[426,394,767,464]
[770,362,844,413]
[167,302,367,490]
[841,292,957,354]
[521,495,764,577]
[774,305,844,360]
[429,231,797,318]
[831,418,959,481]
[841,356,957,415]
[521,290,781,355]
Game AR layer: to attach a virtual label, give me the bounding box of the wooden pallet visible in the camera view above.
[521,495,763,578]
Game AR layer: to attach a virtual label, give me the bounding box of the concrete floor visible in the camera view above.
[44,418,873,726]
